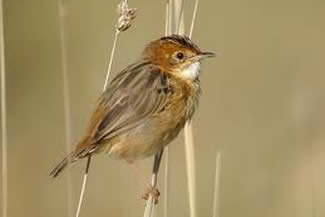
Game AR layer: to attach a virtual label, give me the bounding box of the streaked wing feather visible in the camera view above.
[92,61,171,145]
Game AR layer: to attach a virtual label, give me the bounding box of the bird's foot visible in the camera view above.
[142,185,160,204]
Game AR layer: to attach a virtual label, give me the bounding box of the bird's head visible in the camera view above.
[143,34,216,80]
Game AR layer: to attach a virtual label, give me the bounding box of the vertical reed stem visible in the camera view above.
[184,0,200,216]
[144,150,164,217]
[75,156,91,217]
[189,0,199,38]
[57,1,73,216]
[163,2,170,217]
[175,0,184,34]
[184,123,197,217]
[174,0,199,216]
[103,30,120,91]
[163,146,169,217]
[0,0,8,217]
[168,0,173,35]
[212,152,221,217]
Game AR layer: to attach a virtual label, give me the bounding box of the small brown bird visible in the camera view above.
[50,34,215,201]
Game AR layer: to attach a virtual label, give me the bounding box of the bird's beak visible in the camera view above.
[193,51,218,61]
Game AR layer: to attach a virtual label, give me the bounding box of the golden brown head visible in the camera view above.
[143,34,215,80]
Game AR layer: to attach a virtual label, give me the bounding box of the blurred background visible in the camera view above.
[1,0,325,216]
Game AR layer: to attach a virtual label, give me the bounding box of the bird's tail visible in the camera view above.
[49,152,76,178]
[50,137,94,178]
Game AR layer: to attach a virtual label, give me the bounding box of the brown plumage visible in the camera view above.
[50,35,215,178]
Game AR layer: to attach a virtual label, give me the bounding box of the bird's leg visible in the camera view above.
[126,159,160,204]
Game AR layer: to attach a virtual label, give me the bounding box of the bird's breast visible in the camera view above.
[157,79,201,138]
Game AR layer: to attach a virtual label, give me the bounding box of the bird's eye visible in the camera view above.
[176,52,184,60]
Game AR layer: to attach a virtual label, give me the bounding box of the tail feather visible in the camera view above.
[50,153,75,178]
[50,137,95,178]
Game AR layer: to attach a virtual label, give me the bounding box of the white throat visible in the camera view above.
[181,62,201,80]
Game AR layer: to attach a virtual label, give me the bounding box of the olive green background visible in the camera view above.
[1,0,325,216]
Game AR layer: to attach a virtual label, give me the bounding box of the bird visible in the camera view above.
[50,34,215,202]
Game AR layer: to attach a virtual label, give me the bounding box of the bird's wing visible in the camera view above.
[87,61,172,149]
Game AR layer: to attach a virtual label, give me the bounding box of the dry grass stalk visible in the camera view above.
[182,1,205,216]
[168,0,173,35]
[179,0,198,216]
[75,1,136,217]
[144,150,164,217]
[75,156,91,217]
[163,2,171,217]
[212,152,221,217]
[175,0,184,34]
[57,1,74,216]
[189,0,199,38]
[0,0,8,217]
[163,146,169,217]
[103,30,120,91]
[184,123,197,217]
[104,0,136,90]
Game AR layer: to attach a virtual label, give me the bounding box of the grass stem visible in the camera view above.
[212,152,221,217]
[176,0,198,216]
[182,0,202,215]
[103,30,120,91]
[57,1,73,216]
[176,0,184,34]
[144,150,164,217]
[0,0,8,216]
[75,156,91,217]
[163,3,170,217]
[189,0,199,38]
[184,123,197,217]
